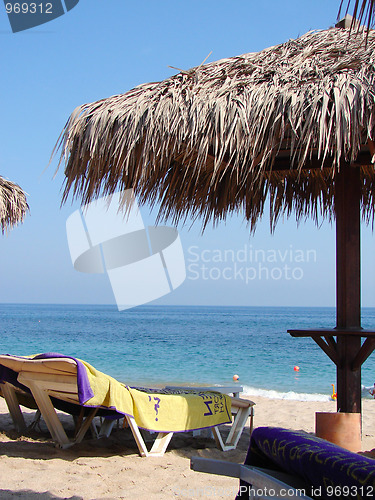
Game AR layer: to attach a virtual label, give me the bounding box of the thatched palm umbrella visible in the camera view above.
[341,0,375,28]
[57,19,375,414]
[0,176,28,234]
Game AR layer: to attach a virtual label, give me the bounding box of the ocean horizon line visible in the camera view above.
[0,302,360,309]
[1,302,375,312]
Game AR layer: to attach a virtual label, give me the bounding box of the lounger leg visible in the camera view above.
[25,381,72,449]
[249,406,254,435]
[125,415,150,457]
[28,410,42,431]
[212,405,252,451]
[225,407,251,449]
[73,408,84,436]
[74,408,99,443]
[124,416,174,457]
[149,432,174,456]
[90,422,99,439]
[212,426,226,451]
[1,383,27,433]
[99,418,116,438]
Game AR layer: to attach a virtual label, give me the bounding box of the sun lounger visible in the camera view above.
[191,426,375,499]
[0,353,250,457]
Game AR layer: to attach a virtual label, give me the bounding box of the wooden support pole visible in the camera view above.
[335,165,362,413]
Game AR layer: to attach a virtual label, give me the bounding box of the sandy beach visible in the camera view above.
[0,396,374,499]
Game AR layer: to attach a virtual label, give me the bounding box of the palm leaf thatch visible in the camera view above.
[57,25,375,231]
[0,176,28,234]
[341,0,375,29]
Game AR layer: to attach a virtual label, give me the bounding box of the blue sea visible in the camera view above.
[1,304,374,402]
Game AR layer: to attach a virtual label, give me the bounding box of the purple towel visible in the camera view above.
[237,426,375,500]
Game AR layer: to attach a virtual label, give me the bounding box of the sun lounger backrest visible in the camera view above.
[0,355,80,405]
[0,355,77,375]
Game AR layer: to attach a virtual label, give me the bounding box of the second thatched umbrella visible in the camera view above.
[0,176,28,234]
[57,19,375,414]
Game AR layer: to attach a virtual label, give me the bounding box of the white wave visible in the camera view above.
[242,385,332,402]
[362,385,375,397]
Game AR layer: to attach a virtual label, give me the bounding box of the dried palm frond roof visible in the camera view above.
[57,24,375,230]
[0,176,28,234]
[341,0,375,30]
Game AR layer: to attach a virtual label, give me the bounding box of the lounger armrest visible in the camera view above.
[230,397,255,408]
[191,457,313,499]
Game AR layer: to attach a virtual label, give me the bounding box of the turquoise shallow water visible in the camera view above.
[1,304,374,401]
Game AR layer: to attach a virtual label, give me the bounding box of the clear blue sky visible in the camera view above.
[0,0,373,308]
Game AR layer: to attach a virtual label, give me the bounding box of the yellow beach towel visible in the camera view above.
[80,359,232,432]
[129,387,232,432]
[79,359,134,416]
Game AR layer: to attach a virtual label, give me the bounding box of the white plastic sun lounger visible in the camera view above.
[0,355,175,456]
[0,355,254,457]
